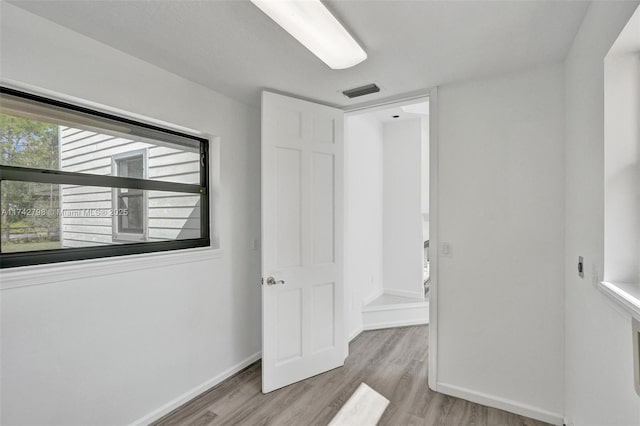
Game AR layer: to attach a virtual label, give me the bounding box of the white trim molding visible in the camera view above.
[349,327,364,342]
[428,86,440,391]
[362,295,429,331]
[0,79,223,286]
[363,301,427,312]
[0,247,223,290]
[437,382,564,426]
[383,288,425,300]
[363,318,429,331]
[361,288,385,307]
[129,351,261,426]
[598,281,640,320]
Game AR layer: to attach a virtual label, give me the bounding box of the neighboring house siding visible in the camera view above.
[59,126,200,248]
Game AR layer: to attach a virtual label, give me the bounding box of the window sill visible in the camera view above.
[598,281,640,320]
[0,246,222,291]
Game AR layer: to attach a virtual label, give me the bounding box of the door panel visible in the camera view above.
[311,282,336,353]
[262,91,345,393]
[275,148,302,268]
[311,152,335,264]
[277,288,303,362]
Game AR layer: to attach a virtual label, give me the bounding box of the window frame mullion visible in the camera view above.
[0,165,205,194]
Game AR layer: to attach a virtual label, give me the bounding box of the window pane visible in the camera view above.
[116,156,144,179]
[1,181,203,253]
[0,94,202,185]
[147,191,202,241]
[0,113,59,170]
[115,154,145,236]
[117,190,144,234]
[0,181,61,253]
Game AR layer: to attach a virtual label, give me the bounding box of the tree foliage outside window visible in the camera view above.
[0,114,61,251]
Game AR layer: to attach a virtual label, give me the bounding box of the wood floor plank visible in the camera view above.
[186,411,217,426]
[154,363,260,426]
[202,367,262,420]
[215,382,313,426]
[152,326,550,426]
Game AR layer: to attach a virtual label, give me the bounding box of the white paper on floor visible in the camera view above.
[328,382,390,426]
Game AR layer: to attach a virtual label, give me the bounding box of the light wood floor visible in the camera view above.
[153,326,549,426]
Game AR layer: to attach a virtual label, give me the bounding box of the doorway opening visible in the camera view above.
[259,90,437,395]
[344,97,430,336]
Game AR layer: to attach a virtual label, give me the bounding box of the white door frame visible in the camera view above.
[427,87,439,391]
[342,88,440,390]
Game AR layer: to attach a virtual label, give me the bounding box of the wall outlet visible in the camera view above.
[441,242,452,257]
[252,238,260,250]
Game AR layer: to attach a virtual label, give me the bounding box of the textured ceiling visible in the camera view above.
[9,0,590,108]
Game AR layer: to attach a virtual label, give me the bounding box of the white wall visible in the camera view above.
[344,115,384,337]
[435,64,566,423]
[0,4,261,425]
[564,2,640,425]
[383,119,424,298]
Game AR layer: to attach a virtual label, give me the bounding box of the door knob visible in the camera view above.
[266,277,285,286]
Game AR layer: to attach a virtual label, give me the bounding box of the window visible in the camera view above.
[603,6,640,285]
[112,151,147,241]
[0,87,209,268]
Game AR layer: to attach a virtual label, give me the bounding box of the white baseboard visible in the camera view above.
[362,290,429,331]
[383,288,425,300]
[437,382,564,426]
[362,288,384,306]
[363,317,429,331]
[349,326,364,342]
[129,351,262,426]
[362,300,428,312]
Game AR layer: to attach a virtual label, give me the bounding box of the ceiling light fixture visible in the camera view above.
[250,0,367,70]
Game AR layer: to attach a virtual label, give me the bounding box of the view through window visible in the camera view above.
[0,87,209,267]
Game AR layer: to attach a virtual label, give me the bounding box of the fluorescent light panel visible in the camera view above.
[251,0,367,70]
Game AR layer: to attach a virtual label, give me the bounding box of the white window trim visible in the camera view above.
[598,281,640,320]
[599,6,640,321]
[0,81,221,274]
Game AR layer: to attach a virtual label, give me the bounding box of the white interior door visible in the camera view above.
[261,91,345,393]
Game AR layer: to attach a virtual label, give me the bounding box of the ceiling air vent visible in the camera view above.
[342,83,380,99]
